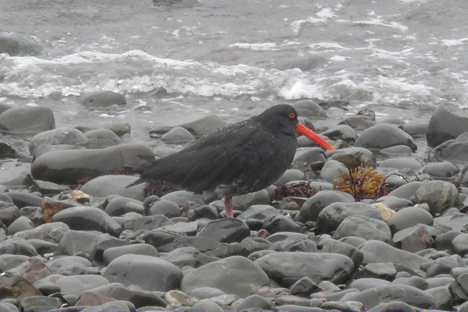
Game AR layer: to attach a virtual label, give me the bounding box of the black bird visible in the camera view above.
[129,104,333,217]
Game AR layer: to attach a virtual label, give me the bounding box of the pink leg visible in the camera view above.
[224,197,233,218]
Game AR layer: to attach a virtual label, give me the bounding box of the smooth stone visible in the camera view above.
[104,196,144,216]
[375,195,415,211]
[355,123,417,151]
[0,275,42,300]
[349,278,391,291]
[178,114,227,136]
[359,240,429,270]
[6,192,43,208]
[327,146,376,168]
[0,238,38,256]
[237,204,280,220]
[159,220,199,236]
[106,123,131,137]
[292,147,327,165]
[316,202,383,233]
[434,210,468,232]
[103,244,158,265]
[148,199,181,218]
[9,256,51,284]
[340,284,435,310]
[434,230,463,252]
[268,232,317,253]
[318,237,364,269]
[0,202,20,227]
[47,274,109,297]
[320,159,348,181]
[0,33,42,56]
[254,252,353,287]
[46,256,95,275]
[162,246,219,268]
[452,233,468,257]
[240,236,271,255]
[27,239,59,256]
[122,215,172,231]
[81,300,135,312]
[274,169,306,185]
[197,218,250,243]
[52,206,122,236]
[104,254,182,291]
[426,103,468,147]
[262,214,301,234]
[81,175,145,201]
[296,190,355,223]
[19,296,61,312]
[85,129,122,149]
[321,124,357,144]
[386,207,434,234]
[232,189,271,210]
[393,224,442,252]
[88,284,166,309]
[189,287,226,300]
[369,300,417,312]
[181,256,269,298]
[354,262,397,280]
[388,181,424,200]
[234,294,273,311]
[13,222,70,243]
[413,181,459,214]
[191,204,218,220]
[424,255,465,278]
[423,161,460,179]
[293,100,327,119]
[0,106,54,134]
[338,115,375,130]
[379,157,423,170]
[449,272,468,301]
[191,299,223,311]
[0,254,31,272]
[161,126,195,143]
[33,278,62,296]
[392,276,429,290]
[31,143,154,185]
[428,136,468,164]
[78,91,126,108]
[28,128,88,156]
[160,190,204,206]
[380,144,414,156]
[142,230,182,249]
[333,215,391,242]
[58,231,118,263]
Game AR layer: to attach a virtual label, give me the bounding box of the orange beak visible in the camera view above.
[296,122,334,150]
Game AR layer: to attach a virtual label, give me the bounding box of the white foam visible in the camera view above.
[229,42,278,51]
[442,38,468,46]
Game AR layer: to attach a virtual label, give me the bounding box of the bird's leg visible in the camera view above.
[224,197,233,218]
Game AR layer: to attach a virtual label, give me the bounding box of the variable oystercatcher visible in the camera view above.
[129,104,333,217]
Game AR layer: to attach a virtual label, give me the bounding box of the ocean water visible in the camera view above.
[1,0,467,153]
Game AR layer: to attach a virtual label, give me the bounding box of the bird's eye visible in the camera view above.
[289,113,295,119]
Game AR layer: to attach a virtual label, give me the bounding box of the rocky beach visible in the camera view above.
[2,0,468,311]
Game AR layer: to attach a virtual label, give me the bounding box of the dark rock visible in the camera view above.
[142,230,182,249]
[191,299,223,311]
[424,255,465,278]
[333,215,391,242]
[327,146,376,168]
[355,123,417,151]
[122,215,172,231]
[0,106,54,134]
[96,284,167,309]
[393,224,442,252]
[369,300,417,312]
[0,238,37,256]
[13,222,70,243]
[197,218,250,243]
[262,214,301,234]
[240,236,271,254]
[28,128,88,157]
[237,204,279,220]
[47,255,97,275]
[181,256,269,297]
[426,103,468,147]
[254,252,353,287]
[27,239,58,256]
[289,277,319,296]
[0,202,20,227]
[354,262,397,281]
[162,246,219,268]
[85,129,122,149]
[359,240,429,270]
[449,272,468,301]
[104,254,182,292]
[103,244,158,265]
[321,125,357,144]
[319,237,364,270]
[296,190,355,223]
[413,181,459,214]
[429,136,468,164]
[7,216,34,235]
[81,300,135,312]
[268,232,317,253]
[316,202,382,233]
[338,115,375,130]
[52,206,122,236]
[79,91,127,108]
[31,143,154,185]
[58,230,116,261]
[104,196,144,216]
[349,278,391,291]
[0,254,31,272]
[293,100,328,119]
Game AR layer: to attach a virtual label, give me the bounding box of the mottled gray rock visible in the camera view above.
[28,128,88,157]
[162,246,219,268]
[13,222,70,243]
[355,123,417,151]
[426,103,468,148]
[0,106,54,134]
[333,215,392,242]
[386,207,434,234]
[79,91,127,108]
[327,146,376,168]
[85,128,122,148]
[197,218,250,243]
[103,244,158,265]
[104,196,144,217]
[413,181,459,214]
[296,190,355,223]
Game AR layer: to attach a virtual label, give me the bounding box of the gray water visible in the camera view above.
[1,0,467,153]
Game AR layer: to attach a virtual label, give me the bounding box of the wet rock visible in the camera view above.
[103,244,158,265]
[349,278,391,291]
[28,128,88,157]
[354,123,417,151]
[333,215,392,242]
[0,33,42,56]
[359,240,429,270]
[428,136,468,164]
[321,124,357,144]
[0,202,20,227]
[423,255,465,278]
[268,232,317,253]
[354,262,397,281]
[47,255,96,275]
[0,106,55,134]
[13,222,70,243]
[52,206,122,236]
[379,157,423,171]
[79,91,127,108]
[413,181,459,214]
[340,284,436,310]
[235,294,273,311]
[197,218,250,243]
[191,299,223,311]
[104,254,182,292]
[0,275,42,300]
[85,129,122,149]
[122,215,172,232]
[152,115,226,136]
[434,209,468,232]
[27,239,58,256]
[316,202,383,233]
[426,103,468,148]
[292,147,327,165]
[296,190,355,223]
[380,144,414,156]
[106,122,131,137]
[161,126,195,143]
[0,238,38,257]
[327,147,376,169]
[238,204,279,220]
[82,300,135,312]
[262,214,301,234]
[19,296,61,312]
[423,161,460,180]
[274,168,306,185]
[254,252,353,287]
[148,199,181,218]
[162,246,219,268]
[320,159,348,181]
[318,237,364,269]
[181,256,269,298]
[449,272,468,301]
[386,207,434,234]
[388,181,424,200]
[293,100,328,119]
[104,196,144,216]
[393,224,442,252]
[80,175,145,201]
[31,143,154,185]
[369,300,417,312]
